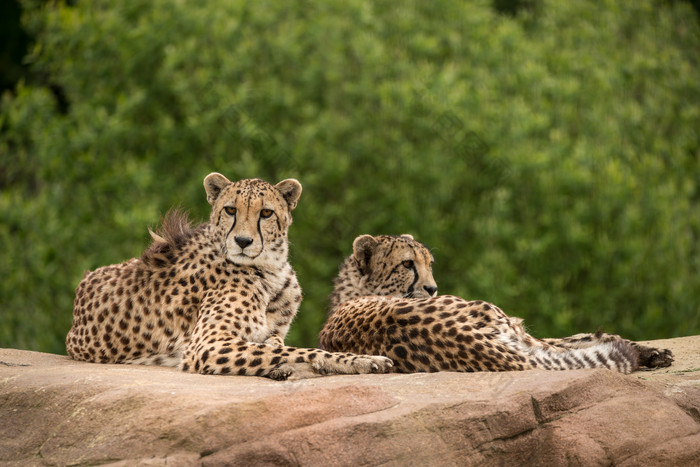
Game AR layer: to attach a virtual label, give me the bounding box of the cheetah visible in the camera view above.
[66,173,393,380]
[319,234,674,374]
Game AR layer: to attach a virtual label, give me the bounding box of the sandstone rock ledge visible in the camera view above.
[1,336,699,466]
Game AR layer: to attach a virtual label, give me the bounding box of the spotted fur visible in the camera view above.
[66,174,393,379]
[319,234,674,374]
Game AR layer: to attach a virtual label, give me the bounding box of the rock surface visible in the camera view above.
[1,336,699,466]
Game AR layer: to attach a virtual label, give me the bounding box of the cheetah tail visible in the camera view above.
[529,340,639,374]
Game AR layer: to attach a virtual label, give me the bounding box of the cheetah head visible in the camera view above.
[352,234,438,299]
[203,173,301,268]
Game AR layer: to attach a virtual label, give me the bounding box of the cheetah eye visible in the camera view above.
[260,209,274,219]
[224,206,237,216]
[402,260,414,269]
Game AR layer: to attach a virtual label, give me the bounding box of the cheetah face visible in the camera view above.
[352,234,438,299]
[203,173,302,268]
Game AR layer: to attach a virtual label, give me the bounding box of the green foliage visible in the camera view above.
[1,0,699,354]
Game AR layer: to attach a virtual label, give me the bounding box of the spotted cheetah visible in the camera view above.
[319,234,674,374]
[66,173,392,379]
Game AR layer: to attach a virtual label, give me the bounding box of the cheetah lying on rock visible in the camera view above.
[319,234,674,374]
[66,173,392,379]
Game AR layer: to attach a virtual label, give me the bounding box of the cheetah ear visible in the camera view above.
[353,234,378,275]
[203,172,231,206]
[275,179,302,211]
[400,234,414,240]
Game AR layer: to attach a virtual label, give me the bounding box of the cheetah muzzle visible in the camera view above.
[319,234,674,374]
[66,173,392,379]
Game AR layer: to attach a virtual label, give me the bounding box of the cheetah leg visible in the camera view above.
[180,339,393,380]
[122,352,182,367]
[267,350,394,381]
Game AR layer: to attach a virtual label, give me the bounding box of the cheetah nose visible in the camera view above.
[424,285,438,296]
[234,236,254,249]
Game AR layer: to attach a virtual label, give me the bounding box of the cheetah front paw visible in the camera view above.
[637,346,674,369]
[351,355,394,374]
[313,354,394,376]
[268,363,320,381]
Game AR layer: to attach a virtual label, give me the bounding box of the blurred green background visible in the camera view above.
[1,0,699,355]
